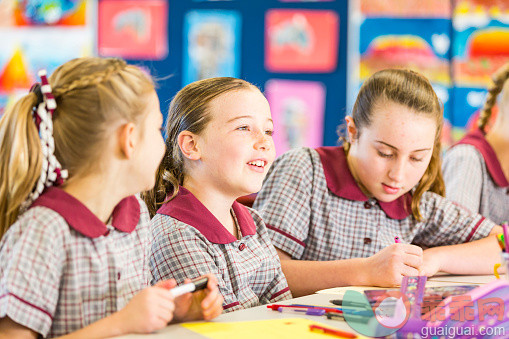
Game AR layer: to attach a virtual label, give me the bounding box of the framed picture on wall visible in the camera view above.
[265,9,339,73]
[265,79,326,156]
[98,0,168,60]
[183,10,241,86]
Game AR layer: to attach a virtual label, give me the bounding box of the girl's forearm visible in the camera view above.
[425,234,502,275]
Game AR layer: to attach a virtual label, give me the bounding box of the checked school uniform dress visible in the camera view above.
[149,187,291,313]
[0,187,150,338]
[443,129,509,225]
[253,147,496,261]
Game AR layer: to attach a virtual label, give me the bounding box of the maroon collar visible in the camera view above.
[455,129,509,188]
[30,187,140,238]
[157,187,256,244]
[315,146,412,220]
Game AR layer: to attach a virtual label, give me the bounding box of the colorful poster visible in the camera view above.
[360,0,450,18]
[451,0,509,136]
[0,28,93,115]
[265,79,325,156]
[183,10,241,86]
[359,18,451,86]
[13,0,87,26]
[357,17,453,146]
[265,9,339,73]
[98,0,168,60]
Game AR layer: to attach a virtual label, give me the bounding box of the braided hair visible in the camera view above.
[0,57,154,238]
[478,63,509,132]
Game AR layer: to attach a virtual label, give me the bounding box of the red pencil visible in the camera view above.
[267,304,342,313]
[309,324,357,338]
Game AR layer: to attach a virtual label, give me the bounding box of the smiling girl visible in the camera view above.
[253,69,502,296]
[144,77,291,313]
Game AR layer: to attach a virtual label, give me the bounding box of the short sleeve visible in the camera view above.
[413,192,495,247]
[149,215,240,312]
[253,148,315,259]
[442,145,484,214]
[0,208,66,337]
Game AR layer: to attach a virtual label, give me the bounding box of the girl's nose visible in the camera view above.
[254,131,271,151]
[388,160,405,182]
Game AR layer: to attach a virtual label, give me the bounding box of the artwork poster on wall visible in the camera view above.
[98,0,168,60]
[183,10,241,86]
[265,79,326,156]
[265,9,339,73]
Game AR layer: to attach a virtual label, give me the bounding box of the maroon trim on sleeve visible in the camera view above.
[270,286,290,300]
[266,224,306,248]
[465,217,485,243]
[0,293,53,320]
[223,301,240,310]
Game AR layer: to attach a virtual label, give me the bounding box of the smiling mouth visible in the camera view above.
[247,160,266,168]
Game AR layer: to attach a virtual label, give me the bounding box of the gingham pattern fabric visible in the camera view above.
[0,196,151,338]
[253,147,495,261]
[443,145,509,225]
[150,201,291,313]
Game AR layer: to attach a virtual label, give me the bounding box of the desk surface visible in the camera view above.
[113,293,354,339]
[428,273,503,285]
[113,275,499,339]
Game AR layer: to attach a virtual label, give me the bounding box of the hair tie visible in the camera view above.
[21,70,68,211]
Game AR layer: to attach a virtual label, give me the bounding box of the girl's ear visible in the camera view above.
[119,122,136,159]
[178,131,201,160]
[345,116,358,143]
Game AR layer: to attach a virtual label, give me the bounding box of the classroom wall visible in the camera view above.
[129,1,349,150]
[2,1,509,153]
[0,0,348,153]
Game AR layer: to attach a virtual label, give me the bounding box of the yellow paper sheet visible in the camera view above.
[182,318,362,339]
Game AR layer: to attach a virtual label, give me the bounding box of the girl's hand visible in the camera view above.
[117,280,177,334]
[364,244,423,287]
[419,248,443,277]
[173,274,224,322]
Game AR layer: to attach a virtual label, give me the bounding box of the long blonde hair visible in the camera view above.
[478,62,509,131]
[0,57,154,238]
[343,69,445,221]
[143,77,256,217]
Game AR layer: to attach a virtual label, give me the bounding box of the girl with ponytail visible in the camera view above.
[443,63,509,224]
[253,69,502,296]
[0,57,222,338]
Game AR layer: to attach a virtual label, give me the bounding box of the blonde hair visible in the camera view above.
[478,62,509,131]
[343,69,445,221]
[0,57,154,238]
[143,77,256,217]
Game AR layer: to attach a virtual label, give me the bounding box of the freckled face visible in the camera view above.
[347,101,437,202]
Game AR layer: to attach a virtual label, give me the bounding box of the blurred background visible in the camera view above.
[1,0,508,153]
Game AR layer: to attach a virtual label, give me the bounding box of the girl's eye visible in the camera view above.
[265,129,274,136]
[237,125,249,131]
[410,157,424,162]
[377,150,393,158]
